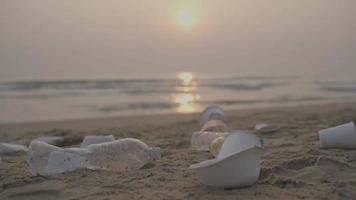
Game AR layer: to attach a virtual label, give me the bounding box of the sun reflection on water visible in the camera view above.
[172,72,201,113]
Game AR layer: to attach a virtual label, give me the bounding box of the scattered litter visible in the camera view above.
[190,132,264,188]
[199,105,226,128]
[319,122,356,149]
[80,135,115,147]
[200,120,228,132]
[255,123,280,133]
[0,143,28,153]
[191,131,229,151]
[28,138,160,176]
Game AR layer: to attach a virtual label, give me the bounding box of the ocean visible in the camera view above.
[1,73,356,124]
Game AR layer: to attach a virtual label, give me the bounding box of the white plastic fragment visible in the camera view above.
[199,105,226,128]
[255,123,280,133]
[190,132,264,188]
[319,122,356,149]
[80,135,115,147]
[191,131,229,151]
[0,143,28,153]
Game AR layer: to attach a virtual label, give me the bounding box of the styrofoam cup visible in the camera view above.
[190,146,263,188]
[319,122,356,149]
[199,105,226,128]
[218,132,262,158]
[190,132,264,188]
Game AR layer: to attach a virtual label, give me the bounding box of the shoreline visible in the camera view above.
[1,101,356,135]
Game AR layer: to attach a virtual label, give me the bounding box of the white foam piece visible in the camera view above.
[319,122,356,149]
[190,146,263,188]
[190,132,264,188]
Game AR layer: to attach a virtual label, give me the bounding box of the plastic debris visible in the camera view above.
[27,138,160,176]
[190,132,264,188]
[319,122,356,149]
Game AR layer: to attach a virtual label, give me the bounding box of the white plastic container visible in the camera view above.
[200,120,228,132]
[319,122,356,149]
[27,139,160,175]
[191,131,229,151]
[80,135,115,147]
[190,132,264,188]
[198,105,226,128]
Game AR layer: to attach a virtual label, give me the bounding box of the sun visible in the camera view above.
[176,9,195,28]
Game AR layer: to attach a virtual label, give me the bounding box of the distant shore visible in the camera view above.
[1,102,356,199]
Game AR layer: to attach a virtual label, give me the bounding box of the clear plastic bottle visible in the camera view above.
[28,139,160,175]
[191,131,229,151]
[84,138,160,172]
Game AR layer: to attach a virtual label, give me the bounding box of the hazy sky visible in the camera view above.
[1,0,356,80]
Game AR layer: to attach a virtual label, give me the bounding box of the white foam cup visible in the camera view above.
[218,132,262,158]
[190,132,264,188]
[319,122,356,149]
[190,146,263,188]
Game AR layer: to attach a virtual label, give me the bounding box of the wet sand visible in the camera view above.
[1,103,356,200]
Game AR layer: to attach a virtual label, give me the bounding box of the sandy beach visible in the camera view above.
[1,102,356,200]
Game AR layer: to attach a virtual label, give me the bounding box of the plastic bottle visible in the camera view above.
[191,131,229,151]
[28,138,160,175]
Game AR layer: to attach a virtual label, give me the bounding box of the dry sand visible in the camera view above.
[1,103,356,200]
